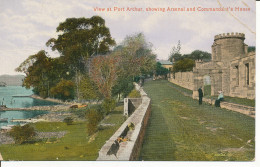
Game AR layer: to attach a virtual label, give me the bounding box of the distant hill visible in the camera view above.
[0,75,25,86]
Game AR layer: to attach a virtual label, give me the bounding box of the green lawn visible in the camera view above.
[0,105,125,161]
[140,80,255,161]
[203,85,255,107]
[221,96,255,107]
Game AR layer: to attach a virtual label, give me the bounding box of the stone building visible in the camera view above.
[170,33,255,100]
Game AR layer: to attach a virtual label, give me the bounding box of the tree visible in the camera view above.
[248,46,255,53]
[155,62,169,77]
[189,50,211,61]
[173,58,195,72]
[46,16,116,100]
[168,40,181,62]
[86,109,103,135]
[16,50,71,98]
[109,33,156,100]
[112,76,134,100]
[9,124,36,144]
[16,50,55,97]
[50,80,75,101]
[90,55,119,99]
[117,33,156,79]
[78,75,101,101]
[46,16,116,73]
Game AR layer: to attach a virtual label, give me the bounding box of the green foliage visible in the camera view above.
[168,40,181,62]
[112,77,134,99]
[101,98,116,114]
[90,55,119,99]
[79,75,101,100]
[86,109,103,135]
[155,62,169,77]
[46,16,116,73]
[50,80,75,101]
[115,33,156,78]
[169,48,211,63]
[63,117,73,125]
[189,50,211,61]
[248,46,255,53]
[16,16,116,101]
[9,124,36,144]
[16,50,65,98]
[173,58,195,72]
[127,89,141,98]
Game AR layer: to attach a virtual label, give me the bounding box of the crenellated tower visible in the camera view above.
[211,32,248,64]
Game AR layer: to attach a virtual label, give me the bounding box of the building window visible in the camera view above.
[235,65,239,85]
[245,63,249,86]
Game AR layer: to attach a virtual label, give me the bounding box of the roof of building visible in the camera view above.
[157,60,173,65]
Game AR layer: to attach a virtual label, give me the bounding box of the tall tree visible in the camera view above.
[116,33,156,79]
[90,55,119,99]
[46,16,116,72]
[168,40,181,62]
[16,50,71,98]
[173,58,195,72]
[16,50,55,97]
[155,62,169,77]
[46,16,116,99]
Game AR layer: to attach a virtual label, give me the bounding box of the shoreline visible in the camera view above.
[30,95,72,105]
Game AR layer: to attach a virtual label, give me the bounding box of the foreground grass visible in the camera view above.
[0,106,125,161]
[140,80,255,161]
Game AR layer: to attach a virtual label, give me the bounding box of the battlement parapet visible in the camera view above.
[214,32,245,41]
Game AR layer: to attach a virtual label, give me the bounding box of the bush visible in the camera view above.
[9,124,36,144]
[102,98,116,114]
[63,117,73,125]
[50,80,75,101]
[86,109,103,135]
[127,89,141,98]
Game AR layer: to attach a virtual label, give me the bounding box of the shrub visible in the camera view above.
[86,109,103,135]
[102,98,116,114]
[9,124,36,144]
[63,117,73,125]
[127,89,141,98]
[50,80,75,101]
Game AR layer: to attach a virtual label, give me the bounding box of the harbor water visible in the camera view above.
[0,86,59,128]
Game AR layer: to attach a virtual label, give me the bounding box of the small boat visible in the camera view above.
[0,118,8,122]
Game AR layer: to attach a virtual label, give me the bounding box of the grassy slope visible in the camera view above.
[0,106,125,161]
[140,80,255,161]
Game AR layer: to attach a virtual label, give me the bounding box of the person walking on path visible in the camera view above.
[198,87,203,105]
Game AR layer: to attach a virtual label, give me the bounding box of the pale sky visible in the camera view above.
[0,0,256,75]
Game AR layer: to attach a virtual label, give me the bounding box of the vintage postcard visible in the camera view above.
[0,0,257,166]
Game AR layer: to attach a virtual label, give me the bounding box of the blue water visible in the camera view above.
[0,86,59,128]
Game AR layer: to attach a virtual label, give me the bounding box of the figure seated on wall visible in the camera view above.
[215,91,224,107]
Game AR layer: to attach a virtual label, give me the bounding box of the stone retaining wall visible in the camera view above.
[97,83,151,160]
[124,98,142,116]
[168,72,194,90]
